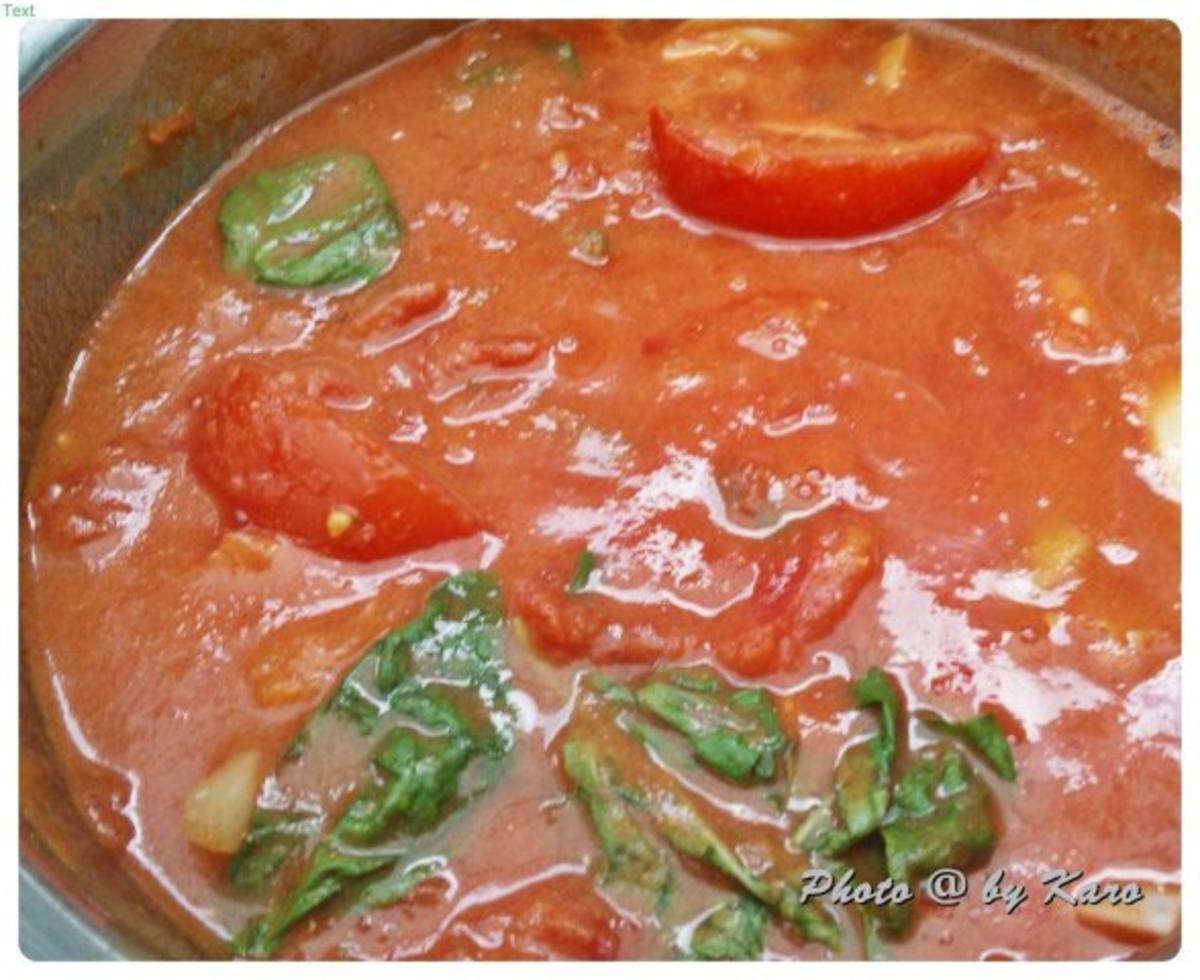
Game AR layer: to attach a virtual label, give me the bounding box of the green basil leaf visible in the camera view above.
[568,548,598,593]
[829,739,891,843]
[538,38,581,77]
[220,151,403,288]
[458,57,523,87]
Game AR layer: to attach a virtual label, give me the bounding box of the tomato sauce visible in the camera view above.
[21,20,1180,960]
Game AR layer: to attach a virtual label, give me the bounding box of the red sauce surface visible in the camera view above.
[22,20,1180,960]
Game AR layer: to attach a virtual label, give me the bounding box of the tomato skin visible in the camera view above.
[649,106,991,238]
[721,523,876,676]
[189,362,478,561]
[33,456,141,549]
[513,578,690,666]
[356,281,448,336]
[514,525,872,673]
[513,579,607,660]
[786,523,876,639]
[423,875,625,960]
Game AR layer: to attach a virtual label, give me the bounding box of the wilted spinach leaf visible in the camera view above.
[634,667,789,783]
[229,572,512,958]
[682,898,767,960]
[880,744,996,884]
[561,738,674,910]
[924,712,1017,782]
[816,668,901,854]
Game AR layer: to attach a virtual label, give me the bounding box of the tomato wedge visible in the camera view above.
[189,363,479,561]
[719,523,876,676]
[423,875,625,960]
[649,106,991,238]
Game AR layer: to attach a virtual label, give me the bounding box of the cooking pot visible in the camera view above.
[18,18,1181,960]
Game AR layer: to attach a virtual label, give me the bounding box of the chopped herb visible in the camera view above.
[357,855,447,909]
[219,151,403,288]
[854,668,901,755]
[370,570,509,700]
[329,681,382,736]
[833,841,912,946]
[620,711,696,773]
[776,888,845,950]
[568,548,598,592]
[458,58,523,87]
[652,787,770,899]
[586,673,637,706]
[584,675,694,769]
[568,227,610,267]
[538,38,581,77]
[234,729,475,957]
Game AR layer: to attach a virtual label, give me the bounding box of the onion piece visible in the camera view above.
[1151,380,1181,500]
[208,530,278,571]
[1027,520,1091,589]
[757,120,866,140]
[1075,884,1181,946]
[183,747,262,855]
[662,26,797,61]
[876,33,912,92]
